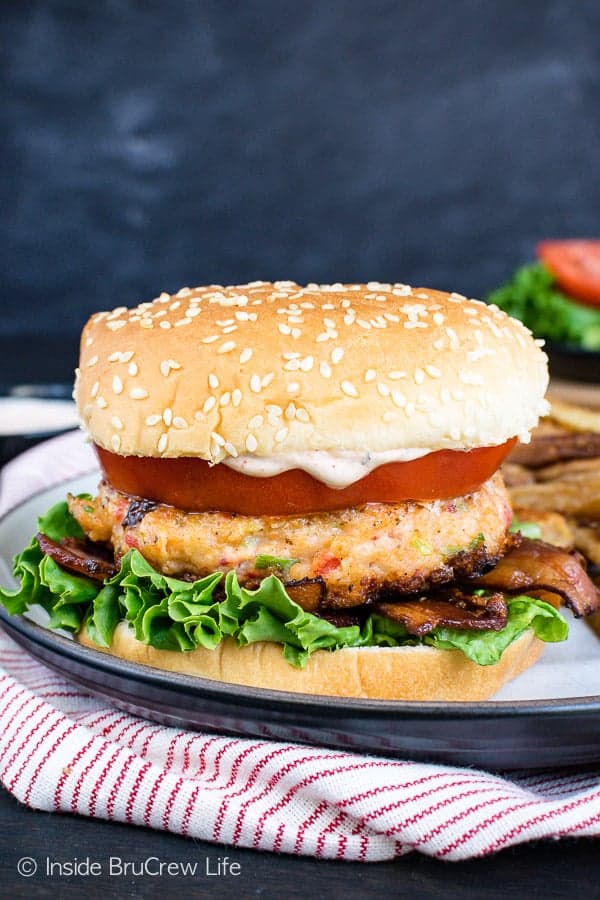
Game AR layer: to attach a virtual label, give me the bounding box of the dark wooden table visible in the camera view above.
[2,336,600,897]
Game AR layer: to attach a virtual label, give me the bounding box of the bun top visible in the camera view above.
[75,280,549,461]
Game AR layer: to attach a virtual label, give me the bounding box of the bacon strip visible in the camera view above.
[37,533,118,582]
[375,590,508,636]
[469,537,600,617]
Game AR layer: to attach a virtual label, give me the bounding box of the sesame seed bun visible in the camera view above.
[75,280,549,462]
[78,621,543,701]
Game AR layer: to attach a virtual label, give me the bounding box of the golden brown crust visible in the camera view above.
[75,281,549,462]
[78,622,544,701]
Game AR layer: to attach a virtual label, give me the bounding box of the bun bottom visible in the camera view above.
[78,623,544,701]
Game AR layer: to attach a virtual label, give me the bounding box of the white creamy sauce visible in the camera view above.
[224,447,432,488]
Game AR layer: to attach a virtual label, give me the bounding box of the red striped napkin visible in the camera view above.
[2,432,600,861]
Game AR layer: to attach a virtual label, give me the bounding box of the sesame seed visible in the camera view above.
[106,320,126,331]
[111,416,123,430]
[291,328,302,339]
[316,332,329,342]
[224,441,238,457]
[160,359,182,377]
[222,325,237,334]
[173,416,188,429]
[203,396,216,414]
[414,367,425,383]
[364,369,376,382]
[145,414,161,426]
[211,431,225,447]
[283,351,301,360]
[87,355,99,367]
[250,374,262,393]
[296,408,310,423]
[140,318,153,329]
[341,380,359,398]
[433,339,444,351]
[388,371,407,380]
[128,362,138,376]
[275,427,289,443]
[112,376,123,394]
[130,387,148,400]
[331,347,344,365]
[286,381,300,392]
[218,340,236,354]
[208,373,219,389]
[232,389,242,407]
[159,321,171,329]
[163,408,173,426]
[108,350,134,363]
[97,396,108,409]
[240,348,253,364]
[356,319,371,329]
[111,434,121,451]
[91,381,99,398]
[157,433,168,453]
[245,434,258,452]
[377,383,390,397]
[382,411,398,423]
[425,364,441,378]
[202,335,219,344]
[248,414,264,429]
[299,356,314,372]
[392,390,406,408]
[320,362,332,379]
[284,359,300,371]
[285,403,296,420]
[278,323,291,336]
[220,392,231,407]
[433,313,445,325]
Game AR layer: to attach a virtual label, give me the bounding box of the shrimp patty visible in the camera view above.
[68,472,513,608]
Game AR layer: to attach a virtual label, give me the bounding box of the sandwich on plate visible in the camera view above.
[2,281,598,700]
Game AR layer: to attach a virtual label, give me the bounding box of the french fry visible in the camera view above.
[548,399,600,434]
[509,477,600,519]
[535,457,600,483]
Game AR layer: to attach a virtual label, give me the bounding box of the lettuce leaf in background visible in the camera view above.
[487,262,600,350]
[0,500,569,669]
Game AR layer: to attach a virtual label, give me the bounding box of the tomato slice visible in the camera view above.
[95,440,516,516]
[537,240,600,307]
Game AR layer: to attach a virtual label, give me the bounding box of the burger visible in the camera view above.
[2,281,598,701]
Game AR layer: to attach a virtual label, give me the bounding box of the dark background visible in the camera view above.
[1,0,599,383]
